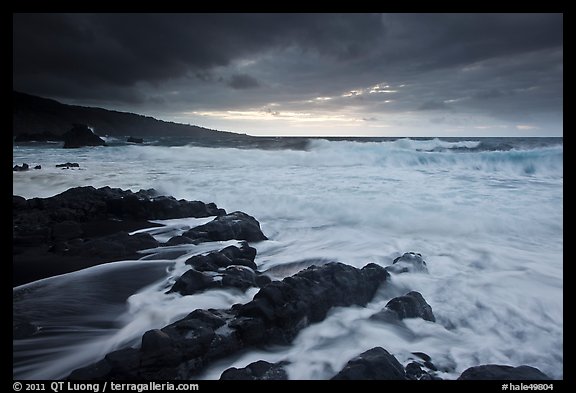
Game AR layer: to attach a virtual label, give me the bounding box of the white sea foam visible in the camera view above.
[13,138,563,379]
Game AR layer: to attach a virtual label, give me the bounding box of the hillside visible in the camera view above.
[12,91,243,140]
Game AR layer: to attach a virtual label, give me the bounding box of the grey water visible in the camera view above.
[13,136,563,379]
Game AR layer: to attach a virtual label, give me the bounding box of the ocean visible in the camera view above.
[12,136,563,380]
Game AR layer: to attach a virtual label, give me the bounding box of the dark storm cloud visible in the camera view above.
[13,13,384,99]
[418,100,450,111]
[13,13,562,135]
[227,74,260,89]
[377,13,562,70]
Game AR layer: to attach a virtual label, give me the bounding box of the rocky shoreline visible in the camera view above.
[13,187,552,380]
[13,186,226,286]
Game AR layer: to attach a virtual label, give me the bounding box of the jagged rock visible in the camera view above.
[14,186,226,246]
[105,192,225,220]
[182,211,267,242]
[220,242,257,262]
[369,308,402,324]
[234,262,389,345]
[184,242,258,271]
[411,352,438,371]
[56,162,80,168]
[386,252,428,274]
[221,266,260,290]
[385,291,436,322]
[168,269,217,295]
[331,347,406,380]
[13,163,29,171]
[371,291,435,323]
[220,360,289,380]
[62,124,106,148]
[69,262,389,380]
[169,243,264,296]
[405,361,437,380]
[13,186,227,286]
[457,364,551,380]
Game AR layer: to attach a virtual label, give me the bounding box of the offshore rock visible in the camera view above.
[62,124,106,148]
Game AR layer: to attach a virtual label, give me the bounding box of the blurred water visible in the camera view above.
[13,137,563,379]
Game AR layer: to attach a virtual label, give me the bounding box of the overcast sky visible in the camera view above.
[13,13,563,136]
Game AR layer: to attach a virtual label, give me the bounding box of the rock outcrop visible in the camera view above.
[13,186,228,286]
[68,262,389,380]
[458,364,551,380]
[386,252,428,274]
[331,347,406,380]
[62,124,107,148]
[220,361,289,380]
[168,242,271,296]
[182,211,268,243]
[56,162,80,168]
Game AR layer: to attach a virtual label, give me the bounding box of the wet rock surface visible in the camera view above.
[68,262,389,380]
[331,347,406,380]
[457,364,551,380]
[13,186,228,286]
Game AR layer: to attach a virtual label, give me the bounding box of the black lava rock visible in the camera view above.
[386,252,428,274]
[62,124,106,148]
[169,242,265,296]
[370,291,435,323]
[385,291,436,322]
[66,232,159,259]
[220,360,289,380]
[14,187,226,245]
[13,186,227,286]
[168,269,217,295]
[69,262,389,380]
[331,347,406,380]
[405,361,439,380]
[13,163,29,171]
[457,364,551,380]
[184,242,258,271]
[56,162,80,168]
[182,211,267,242]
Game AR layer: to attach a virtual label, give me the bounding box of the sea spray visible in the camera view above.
[13,137,563,379]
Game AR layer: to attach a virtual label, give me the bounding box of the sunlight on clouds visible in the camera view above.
[474,125,509,129]
[340,81,401,98]
[369,83,397,94]
[341,90,362,98]
[187,109,366,124]
[304,97,333,103]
